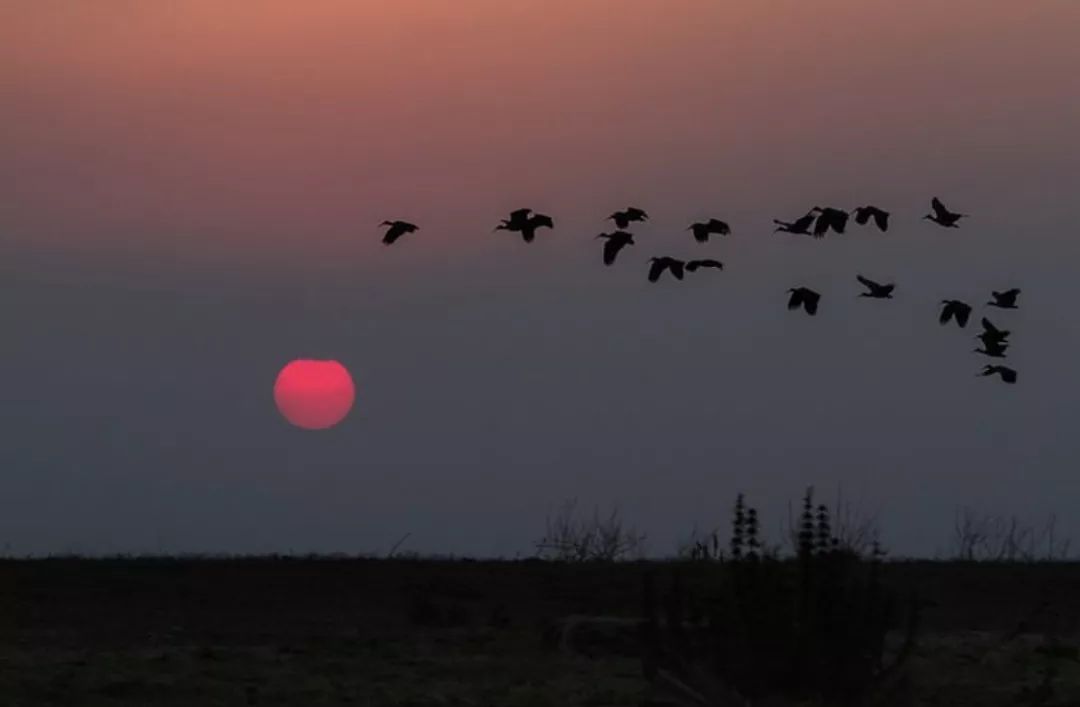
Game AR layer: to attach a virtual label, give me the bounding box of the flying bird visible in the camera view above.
[988,288,1021,309]
[853,206,890,232]
[609,207,649,230]
[974,339,1009,358]
[856,275,895,299]
[810,207,850,238]
[685,259,724,272]
[688,219,731,243]
[923,197,967,228]
[978,317,1011,344]
[496,209,554,243]
[595,231,635,266]
[787,287,821,316]
[979,364,1017,384]
[774,212,817,235]
[380,220,418,245]
[648,257,686,283]
[939,299,973,328]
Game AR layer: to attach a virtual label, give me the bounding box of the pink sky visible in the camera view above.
[4,1,1078,269]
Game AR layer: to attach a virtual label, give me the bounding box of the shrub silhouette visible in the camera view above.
[642,488,918,706]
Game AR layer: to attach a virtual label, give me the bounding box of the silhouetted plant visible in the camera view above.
[730,494,746,561]
[534,498,646,562]
[745,507,760,561]
[952,507,1072,562]
[643,489,918,707]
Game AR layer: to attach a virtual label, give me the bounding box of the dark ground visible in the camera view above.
[1,558,1079,705]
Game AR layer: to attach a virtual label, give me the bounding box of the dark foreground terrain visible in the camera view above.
[1,558,1079,706]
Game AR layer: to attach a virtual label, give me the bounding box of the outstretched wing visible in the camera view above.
[529,214,554,230]
[602,238,623,266]
[626,207,648,221]
[981,317,1007,338]
[856,274,879,291]
[670,260,685,280]
[787,290,803,311]
[830,210,849,233]
[854,207,871,225]
[648,260,665,283]
[691,224,708,243]
[708,219,731,235]
[803,291,820,315]
[812,214,830,238]
[792,213,815,232]
[873,209,889,231]
[931,197,950,219]
[955,303,972,327]
[939,302,954,325]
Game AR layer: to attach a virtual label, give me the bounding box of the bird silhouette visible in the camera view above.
[609,207,649,230]
[978,317,1011,344]
[853,206,890,231]
[496,209,554,243]
[939,300,973,328]
[856,275,895,299]
[685,259,724,272]
[648,257,686,283]
[380,220,418,245]
[979,364,1017,384]
[923,197,967,228]
[595,231,635,266]
[810,207,850,238]
[975,339,1009,358]
[688,219,731,243]
[988,288,1021,309]
[773,212,817,235]
[787,287,821,316]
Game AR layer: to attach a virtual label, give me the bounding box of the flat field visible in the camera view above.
[1,559,1078,706]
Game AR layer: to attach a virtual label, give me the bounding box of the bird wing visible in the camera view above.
[790,213,814,232]
[627,207,647,220]
[710,219,731,235]
[1000,288,1021,300]
[602,238,623,266]
[955,303,972,327]
[382,226,402,245]
[803,292,820,315]
[881,284,896,296]
[931,197,950,219]
[787,290,803,310]
[831,210,849,233]
[648,260,665,283]
[981,317,1005,337]
[854,208,871,225]
[691,224,708,243]
[1002,368,1018,383]
[670,260,685,280]
[812,215,830,238]
[685,261,700,272]
[874,210,889,231]
[509,208,532,222]
[939,302,954,325]
[856,275,879,291]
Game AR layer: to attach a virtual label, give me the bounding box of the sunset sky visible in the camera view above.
[3,1,1080,556]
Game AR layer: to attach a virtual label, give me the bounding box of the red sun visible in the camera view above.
[274,359,356,430]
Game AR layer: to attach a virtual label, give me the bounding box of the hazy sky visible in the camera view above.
[3,1,1080,557]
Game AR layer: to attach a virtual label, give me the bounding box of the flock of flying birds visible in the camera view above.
[379,197,1021,385]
